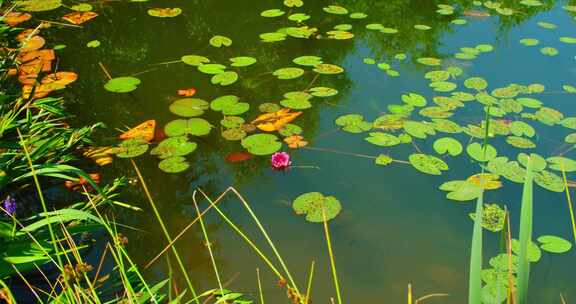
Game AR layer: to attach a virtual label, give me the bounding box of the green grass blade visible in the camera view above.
[517,155,534,304]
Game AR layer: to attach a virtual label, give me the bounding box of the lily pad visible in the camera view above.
[230,56,257,67]
[158,156,189,173]
[209,35,232,48]
[537,235,572,253]
[164,118,213,137]
[288,13,311,22]
[147,8,182,17]
[260,32,287,42]
[546,157,576,172]
[375,154,393,166]
[313,64,344,75]
[181,55,210,66]
[284,0,303,7]
[16,0,62,12]
[403,121,435,139]
[409,154,448,175]
[534,170,565,192]
[433,137,463,156]
[470,204,506,232]
[401,93,427,107]
[540,47,558,56]
[273,67,305,80]
[309,87,338,97]
[467,143,497,162]
[335,114,372,133]
[365,132,401,147]
[292,192,342,223]
[116,138,148,158]
[104,77,141,93]
[417,57,442,66]
[169,98,209,117]
[510,121,535,137]
[221,128,247,141]
[440,180,481,201]
[260,9,285,17]
[293,56,323,66]
[464,77,488,91]
[511,239,542,262]
[211,71,238,86]
[241,134,282,155]
[323,5,348,15]
[198,64,227,75]
[518,153,547,171]
[150,136,197,159]
[519,38,539,46]
[506,136,536,149]
[430,81,457,92]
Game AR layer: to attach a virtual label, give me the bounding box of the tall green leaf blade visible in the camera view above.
[468,188,483,304]
[517,156,534,304]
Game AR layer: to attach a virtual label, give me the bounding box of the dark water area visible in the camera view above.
[31,0,576,302]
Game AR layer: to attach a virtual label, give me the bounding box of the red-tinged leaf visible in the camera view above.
[226,151,253,163]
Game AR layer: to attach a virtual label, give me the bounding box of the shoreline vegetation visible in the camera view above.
[1,0,575,304]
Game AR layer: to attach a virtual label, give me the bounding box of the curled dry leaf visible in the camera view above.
[251,108,302,132]
[62,11,98,25]
[177,88,197,97]
[119,120,156,142]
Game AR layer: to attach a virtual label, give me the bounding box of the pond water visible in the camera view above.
[39,0,576,302]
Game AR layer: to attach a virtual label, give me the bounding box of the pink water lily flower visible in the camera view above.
[271,152,291,170]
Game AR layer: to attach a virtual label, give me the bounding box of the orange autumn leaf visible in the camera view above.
[62,11,98,25]
[22,82,64,99]
[251,108,302,132]
[177,88,197,97]
[19,49,55,63]
[20,35,45,52]
[17,29,37,42]
[4,12,32,27]
[64,173,101,192]
[119,120,156,142]
[83,146,122,166]
[284,135,308,149]
[467,173,502,190]
[42,71,78,86]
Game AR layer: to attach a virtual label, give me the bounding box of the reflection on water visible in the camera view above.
[43,0,576,302]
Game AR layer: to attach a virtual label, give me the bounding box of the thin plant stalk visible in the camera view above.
[200,188,301,295]
[196,189,283,279]
[560,168,576,244]
[517,156,534,304]
[257,268,265,304]
[322,207,342,304]
[408,283,413,304]
[131,160,200,304]
[192,191,224,296]
[305,261,315,304]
